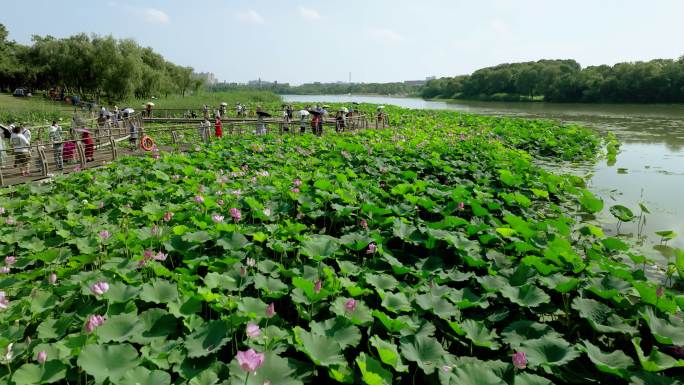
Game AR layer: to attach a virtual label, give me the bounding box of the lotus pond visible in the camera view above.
[0,110,682,385]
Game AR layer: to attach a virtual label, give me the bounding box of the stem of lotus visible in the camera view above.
[244,372,250,385]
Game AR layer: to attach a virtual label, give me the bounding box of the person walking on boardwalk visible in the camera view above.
[298,109,310,134]
[77,128,95,162]
[10,125,31,176]
[49,120,64,170]
[214,115,223,138]
[127,116,138,150]
[202,105,210,120]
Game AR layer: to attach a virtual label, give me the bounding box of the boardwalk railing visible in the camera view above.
[0,114,387,187]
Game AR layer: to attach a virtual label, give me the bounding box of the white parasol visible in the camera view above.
[297,110,310,118]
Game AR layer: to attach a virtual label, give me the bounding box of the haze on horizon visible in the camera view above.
[2,0,683,85]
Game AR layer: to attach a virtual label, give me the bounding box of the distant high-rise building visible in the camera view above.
[425,76,437,81]
[195,72,218,85]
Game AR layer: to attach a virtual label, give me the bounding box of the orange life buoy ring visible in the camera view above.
[141,135,155,151]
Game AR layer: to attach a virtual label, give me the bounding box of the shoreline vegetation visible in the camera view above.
[0,102,682,384]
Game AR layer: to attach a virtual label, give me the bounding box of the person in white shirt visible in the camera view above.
[49,120,64,170]
[10,126,31,176]
[21,124,31,143]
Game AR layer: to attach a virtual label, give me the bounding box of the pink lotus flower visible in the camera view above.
[212,214,224,223]
[656,286,665,298]
[0,207,5,215]
[85,314,105,333]
[246,322,261,338]
[460,133,466,141]
[144,249,154,259]
[236,349,265,373]
[293,178,302,186]
[259,170,270,177]
[366,243,377,254]
[6,217,15,225]
[512,351,527,369]
[99,230,110,240]
[314,280,322,293]
[74,166,81,172]
[263,208,271,217]
[49,272,57,284]
[266,303,275,318]
[458,202,465,210]
[172,175,180,180]
[217,199,225,206]
[360,219,368,230]
[98,201,104,209]
[0,291,9,309]
[345,299,357,312]
[232,189,242,197]
[442,365,452,373]
[0,267,10,274]
[194,195,204,204]
[154,252,168,261]
[36,351,47,364]
[151,225,159,236]
[90,281,109,296]
[230,208,242,222]
[246,258,256,267]
[291,188,300,194]
[216,190,224,195]
[163,212,174,222]
[5,256,16,266]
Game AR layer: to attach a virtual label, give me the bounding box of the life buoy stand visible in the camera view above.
[141,135,155,151]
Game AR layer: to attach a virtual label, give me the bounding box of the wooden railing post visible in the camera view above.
[37,146,49,176]
[76,141,86,168]
[109,137,118,160]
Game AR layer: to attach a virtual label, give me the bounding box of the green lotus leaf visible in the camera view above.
[579,190,604,213]
[501,320,559,348]
[300,235,339,260]
[400,334,445,374]
[443,362,507,385]
[629,372,684,385]
[513,373,553,385]
[579,340,634,379]
[12,361,66,385]
[538,273,579,293]
[217,231,251,251]
[499,284,550,308]
[115,366,171,385]
[369,335,408,372]
[633,282,678,313]
[139,279,179,304]
[372,310,417,335]
[381,291,412,313]
[184,319,231,358]
[449,319,501,350]
[610,205,635,222]
[356,352,393,385]
[310,317,361,350]
[77,343,140,383]
[30,290,59,314]
[37,317,73,340]
[640,306,684,345]
[446,287,490,309]
[188,369,219,385]
[328,365,355,384]
[254,274,289,298]
[104,281,142,303]
[632,337,684,372]
[571,297,637,334]
[293,326,346,367]
[340,232,373,251]
[520,335,579,368]
[365,273,399,291]
[331,297,373,326]
[96,312,145,343]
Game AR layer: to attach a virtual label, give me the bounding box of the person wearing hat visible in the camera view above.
[10,125,31,176]
[49,120,64,170]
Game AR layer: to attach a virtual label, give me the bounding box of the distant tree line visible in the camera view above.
[207,81,422,96]
[0,24,203,102]
[422,58,684,103]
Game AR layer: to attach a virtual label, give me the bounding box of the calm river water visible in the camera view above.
[284,95,684,263]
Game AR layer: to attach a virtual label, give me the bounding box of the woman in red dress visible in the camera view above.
[214,116,223,138]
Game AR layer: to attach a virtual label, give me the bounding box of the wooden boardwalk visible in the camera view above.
[1,113,389,187]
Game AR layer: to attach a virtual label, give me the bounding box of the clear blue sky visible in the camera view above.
[2,0,683,84]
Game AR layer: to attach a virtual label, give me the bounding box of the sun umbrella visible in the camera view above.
[123,108,135,114]
[256,111,272,118]
[340,107,349,113]
[297,110,310,118]
[377,105,385,109]
[220,102,228,106]
[146,102,155,106]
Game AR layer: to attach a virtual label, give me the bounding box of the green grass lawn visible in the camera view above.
[0,93,76,125]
